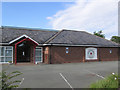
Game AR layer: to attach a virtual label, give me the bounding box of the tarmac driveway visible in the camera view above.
[2,61,118,88]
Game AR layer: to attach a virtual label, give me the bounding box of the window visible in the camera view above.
[66,51,69,53]
[66,47,69,50]
[110,50,112,53]
[0,46,13,63]
[65,47,69,54]
[35,47,42,62]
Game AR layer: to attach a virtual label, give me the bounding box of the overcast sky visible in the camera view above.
[2,0,119,39]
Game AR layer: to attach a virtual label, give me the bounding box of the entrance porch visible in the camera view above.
[14,37,42,64]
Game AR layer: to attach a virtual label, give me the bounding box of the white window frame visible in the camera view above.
[0,46,13,63]
[35,47,43,63]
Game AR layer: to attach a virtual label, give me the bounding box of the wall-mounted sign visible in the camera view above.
[85,48,97,60]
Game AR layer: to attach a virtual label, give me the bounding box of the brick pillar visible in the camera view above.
[44,47,49,64]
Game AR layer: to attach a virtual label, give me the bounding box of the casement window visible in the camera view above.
[85,48,97,60]
[35,47,42,63]
[66,47,69,54]
[110,50,112,53]
[0,46,13,63]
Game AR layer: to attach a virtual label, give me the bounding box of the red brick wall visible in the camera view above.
[50,46,85,64]
[11,45,119,64]
[99,47,118,61]
[30,46,34,63]
[47,46,119,64]
[43,47,49,64]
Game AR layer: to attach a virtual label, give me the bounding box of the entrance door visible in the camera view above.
[15,37,38,64]
[17,41,31,62]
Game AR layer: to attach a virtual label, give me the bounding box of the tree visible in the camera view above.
[0,70,23,89]
[110,36,120,44]
[94,30,105,38]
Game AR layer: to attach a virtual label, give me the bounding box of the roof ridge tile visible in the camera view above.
[44,30,64,44]
[2,26,58,32]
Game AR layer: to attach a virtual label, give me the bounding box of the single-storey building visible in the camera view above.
[0,26,119,64]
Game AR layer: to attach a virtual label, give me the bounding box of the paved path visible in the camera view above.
[2,61,118,88]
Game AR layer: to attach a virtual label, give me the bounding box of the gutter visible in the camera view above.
[0,43,119,48]
[42,43,119,47]
[0,43,9,45]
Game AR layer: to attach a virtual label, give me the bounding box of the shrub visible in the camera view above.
[0,70,23,89]
[90,73,119,89]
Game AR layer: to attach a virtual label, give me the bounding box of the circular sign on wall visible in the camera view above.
[85,48,97,60]
[87,50,95,58]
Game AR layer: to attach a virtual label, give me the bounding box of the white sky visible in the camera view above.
[1,0,119,39]
[47,0,119,39]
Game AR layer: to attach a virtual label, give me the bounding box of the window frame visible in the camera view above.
[0,46,13,63]
[35,47,43,63]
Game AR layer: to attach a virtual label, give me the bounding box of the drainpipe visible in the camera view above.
[49,46,51,64]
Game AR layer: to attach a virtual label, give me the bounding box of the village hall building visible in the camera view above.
[0,26,119,64]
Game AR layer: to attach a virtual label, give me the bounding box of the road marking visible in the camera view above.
[20,78,24,85]
[59,73,74,90]
[17,78,24,88]
[85,70,105,79]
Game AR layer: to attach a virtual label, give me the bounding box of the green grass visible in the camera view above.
[90,73,119,89]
